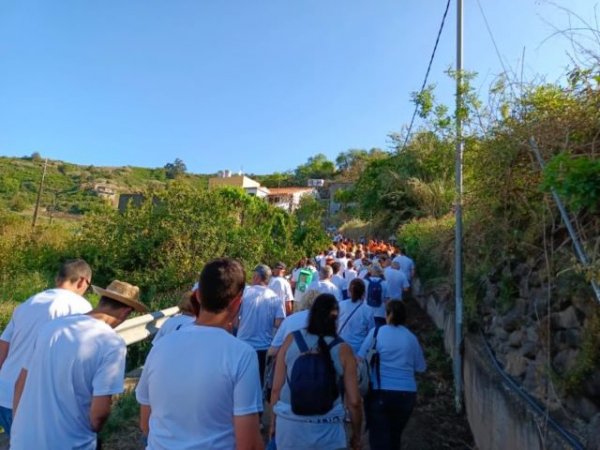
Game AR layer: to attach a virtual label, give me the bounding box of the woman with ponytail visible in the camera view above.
[270,294,362,450]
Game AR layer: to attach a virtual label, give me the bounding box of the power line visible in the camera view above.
[399,0,452,152]
[475,0,519,99]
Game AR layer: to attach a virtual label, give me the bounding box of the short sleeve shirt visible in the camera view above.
[10,315,125,450]
[237,285,286,350]
[0,288,92,408]
[136,325,263,450]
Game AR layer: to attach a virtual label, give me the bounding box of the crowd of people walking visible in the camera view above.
[0,237,427,450]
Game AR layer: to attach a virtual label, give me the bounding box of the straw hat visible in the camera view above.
[92,280,148,313]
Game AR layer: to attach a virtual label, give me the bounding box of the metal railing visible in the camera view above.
[116,306,180,346]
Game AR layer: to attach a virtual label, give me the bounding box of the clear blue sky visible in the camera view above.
[0,0,596,174]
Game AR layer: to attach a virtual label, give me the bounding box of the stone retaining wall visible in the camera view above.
[414,283,580,450]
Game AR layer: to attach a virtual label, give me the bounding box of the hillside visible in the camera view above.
[0,156,210,216]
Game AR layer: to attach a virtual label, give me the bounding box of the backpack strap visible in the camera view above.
[328,336,343,350]
[370,325,383,390]
[339,302,362,333]
[292,330,309,353]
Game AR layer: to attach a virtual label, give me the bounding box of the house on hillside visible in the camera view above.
[267,187,318,212]
[208,172,270,198]
[93,183,118,206]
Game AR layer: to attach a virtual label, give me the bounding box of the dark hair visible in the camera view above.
[331,261,341,274]
[56,259,91,284]
[306,294,339,375]
[348,278,365,302]
[98,296,131,312]
[386,301,407,326]
[199,258,246,313]
[307,294,338,337]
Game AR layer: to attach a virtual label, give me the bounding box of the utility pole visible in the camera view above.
[454,0,464,414]
[31,158,48,230]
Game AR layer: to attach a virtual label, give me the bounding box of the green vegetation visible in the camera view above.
[0,156,209,215]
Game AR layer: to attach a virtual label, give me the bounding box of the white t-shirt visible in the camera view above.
[11,315,126,450]
[268,276,294,303]
[307,279,343,302]
[237,285,286,350]
[337,300,375,353]
[331,274,346,292]
[270,310,310,349]
[152,314,195,345]
[384,267,410,300]
[344,268,358,283]
[136,325,263,450]
[0,288,92,408]
[353,258,364,272]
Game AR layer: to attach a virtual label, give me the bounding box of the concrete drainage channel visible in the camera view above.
[414,282,587,450]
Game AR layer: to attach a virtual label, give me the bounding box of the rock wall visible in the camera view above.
[414,282,595,449]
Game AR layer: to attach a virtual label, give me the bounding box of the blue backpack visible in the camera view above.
[288,331,342,416]
[366,278,383,307]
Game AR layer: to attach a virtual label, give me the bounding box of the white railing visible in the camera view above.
[116,306,180,345]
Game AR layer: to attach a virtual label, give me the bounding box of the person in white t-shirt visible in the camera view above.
[384,261,410,301]
[330,262,346,293]
[152,289,196,345]
[345,259,358,283]
[392,247,416,285]
[363,264,389,327]
[338,279,375,353]
[136,258,264,450]
[308,265,343,302]
[0,259,93,438]
[238,264,286,388]
[11,280,147,450]
[268,262,295,316]
[268,289,321,356]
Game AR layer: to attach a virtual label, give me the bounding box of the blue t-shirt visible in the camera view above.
[358,324,426,392]
[393,255,415,283]
[337,300,374,354]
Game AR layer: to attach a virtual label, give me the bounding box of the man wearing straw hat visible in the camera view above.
[10,280,147,450]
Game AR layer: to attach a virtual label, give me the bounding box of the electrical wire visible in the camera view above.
[399,0,452,152]
[475,0,519,99]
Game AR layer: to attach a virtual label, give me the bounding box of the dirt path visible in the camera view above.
[399,297,475,449]
[101,297,476,450]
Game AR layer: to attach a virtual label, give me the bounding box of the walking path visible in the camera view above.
[98,296,475,449]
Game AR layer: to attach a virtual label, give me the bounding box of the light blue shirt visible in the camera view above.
[358,324,426,392]
[237,285,286,350]
[393,255,415,283]
[337,300,374,354]
[383,267,410,300]
[271,310,309,349]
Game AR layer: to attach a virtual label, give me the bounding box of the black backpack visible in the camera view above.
[366,278,383,307]
[288,330,342,415]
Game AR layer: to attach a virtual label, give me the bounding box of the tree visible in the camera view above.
[164,158,187,179]
[294,154,336,184]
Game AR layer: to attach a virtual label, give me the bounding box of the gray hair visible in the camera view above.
[56,259,92,284]
[299,289,320,311]
[253,264,272,283]
[319,265,333,280]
